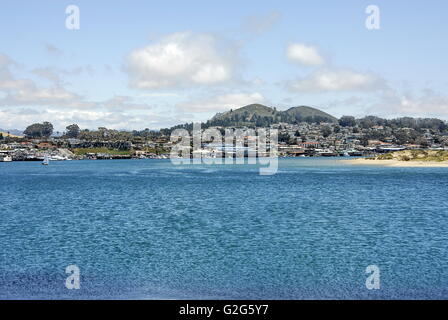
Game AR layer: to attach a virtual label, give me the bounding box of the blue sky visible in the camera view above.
[1,0,447,131]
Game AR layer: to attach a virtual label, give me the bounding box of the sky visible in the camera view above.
[0,0,447,131]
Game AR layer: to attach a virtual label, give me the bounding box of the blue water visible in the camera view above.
[0,158,447,299]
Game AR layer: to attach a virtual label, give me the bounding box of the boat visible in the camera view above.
[49,155,68,161]
[42,155,50,165]
[0,155,12,162]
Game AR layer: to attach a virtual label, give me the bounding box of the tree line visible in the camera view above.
[338,116,447,131]
[19,114,448,141]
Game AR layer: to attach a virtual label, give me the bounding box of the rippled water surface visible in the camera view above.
[1,158,447,299]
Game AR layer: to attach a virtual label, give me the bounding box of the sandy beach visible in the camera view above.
[343,158,448,167]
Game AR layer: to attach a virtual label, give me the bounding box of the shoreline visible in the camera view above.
[343,158,448,167]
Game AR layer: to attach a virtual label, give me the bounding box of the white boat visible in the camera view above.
[49,155,67,161]
[42,156,50,165]
[0,155,12,162]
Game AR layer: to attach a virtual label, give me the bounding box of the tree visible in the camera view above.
[339,116,356,127]
[360,136,369,147]
[41,122,53,137]
[0,133,3,140]
[66,124,80,138]
[359,116,385,128]
[24,122,53,138]
[24,123,42,138]
[278,132,290,143]
[322,126,332,138]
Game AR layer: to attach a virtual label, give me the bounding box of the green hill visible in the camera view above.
[212,104,275,121]
[207,104,336,127]
[284,106,337,122]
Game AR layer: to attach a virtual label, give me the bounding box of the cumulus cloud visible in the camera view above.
[0,77,78,106]
[0,107,176,131]
[287,43,325,66]
[0,52,158,130]
[368,89,448,119]
[0,54,107,111]
[0,53,79,105]
[289,69,383,92]
[177,92,265,112]
[13,87,77,103]
[0,53,178,130]
[125,32,239,89]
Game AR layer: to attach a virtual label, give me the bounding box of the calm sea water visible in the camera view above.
[0,158,447,299]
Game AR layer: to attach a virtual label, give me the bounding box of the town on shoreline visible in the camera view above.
[1,104,448,162]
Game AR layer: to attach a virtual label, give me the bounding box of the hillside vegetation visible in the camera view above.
[73,148,133,156]
[0,131,23,138]
[373,150,448,162]
[207,104,337,128]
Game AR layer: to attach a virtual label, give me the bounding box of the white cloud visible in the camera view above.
[368,89,448,119]
[289,69,382,92]
[138,92,179,98]
[0,54,108,110]
[0,106,177,131]
[287,43,325,66]
[0,74,78,105]
[13,87,77,102]
[0,53,185,130]
[177,92,265,112]
[99,95,153,111]
[125,32,238,89]
[0,54,79,105]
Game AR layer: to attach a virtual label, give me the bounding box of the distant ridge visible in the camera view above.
[283,106,337,122]
[0,129,23,138]
[212,104,275,121]
[207,104,337,127]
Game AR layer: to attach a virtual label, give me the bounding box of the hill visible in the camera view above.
[0,128,23,136]
[206,104,336,128]
[284,106,337,122]
[212,104,275,121]
[0,131,23,138]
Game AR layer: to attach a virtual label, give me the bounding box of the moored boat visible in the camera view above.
[0,155,12,162]
[42,155,50,165]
